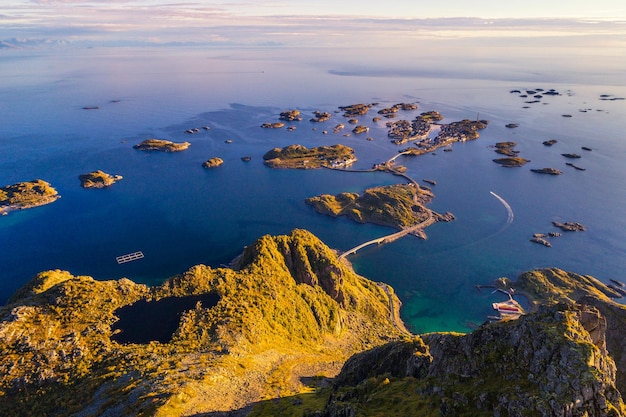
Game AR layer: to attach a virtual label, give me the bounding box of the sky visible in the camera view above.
[1,0,625,47]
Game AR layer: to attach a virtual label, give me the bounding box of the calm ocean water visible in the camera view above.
[1,46,625,333]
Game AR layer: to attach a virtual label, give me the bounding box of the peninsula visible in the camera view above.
[0,179,60,215]
[263,144,356,169]
[133,139,190,152]
[1,232,625,416]
[0,230,405,416]
[79,170,123,188]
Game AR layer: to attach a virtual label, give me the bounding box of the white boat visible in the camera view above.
[492,301,524,315]
[491,290,525,319]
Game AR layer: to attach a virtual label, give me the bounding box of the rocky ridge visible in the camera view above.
[0,230,404,416]
[251,268,626,417]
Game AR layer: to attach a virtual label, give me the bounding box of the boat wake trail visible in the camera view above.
[490,191,514,228]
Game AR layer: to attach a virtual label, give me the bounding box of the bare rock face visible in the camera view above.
[578,304,608,350]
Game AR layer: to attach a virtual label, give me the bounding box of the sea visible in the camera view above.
[1,42,625,334]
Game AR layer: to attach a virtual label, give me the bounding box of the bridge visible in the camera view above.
[338,211,434,260]
[335,150,437,260]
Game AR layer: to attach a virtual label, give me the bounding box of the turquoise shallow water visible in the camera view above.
[1,47,625,333]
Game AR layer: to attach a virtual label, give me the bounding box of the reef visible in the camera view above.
[553,221,586,232]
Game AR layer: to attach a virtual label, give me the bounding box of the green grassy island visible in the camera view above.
[133,139,190,152]
[263,144,356,169]
[0,179,60,215]
[79,170,123,188]
[305,184,446,233]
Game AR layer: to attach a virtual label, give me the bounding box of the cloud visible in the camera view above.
[1,1,625,49]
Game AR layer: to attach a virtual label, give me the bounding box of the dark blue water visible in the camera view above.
[112,293,220,344]
[1,47,625,333]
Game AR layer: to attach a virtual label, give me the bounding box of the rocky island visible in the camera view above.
[339,103,374,117]
[0,179,60,215]
[263,144,356,169]
[133,139,190,152]
[494,141,519,156]
[79,170,123,188]
[493,157,531,167]
[553,221,586,232]
[202,157,224,168]
[531,167,563,175]
[305,184,452,237]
